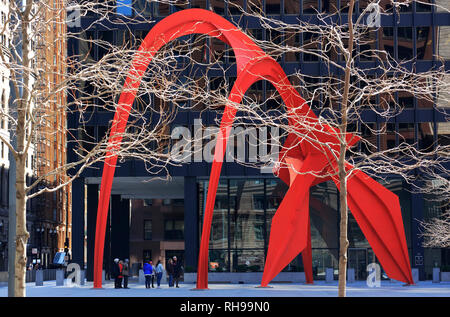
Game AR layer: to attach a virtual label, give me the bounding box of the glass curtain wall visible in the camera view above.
[198,177,413,279]
[199,178,340,277]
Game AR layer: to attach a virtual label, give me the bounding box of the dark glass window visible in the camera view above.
[398,96,414,109]
[248,28,263,42]
[417,27,433,60]
[165,219,184,240]
[397,27,414,60]
[133,0,152,17]
[284,0,300,14]
[227,0,245,15]
[144,220,152,240]
[285,31,300,62]
[153,1,170,16]
[191,0,207,9]
[266,0,281,14]
[265,82,282,110]
[359,31,376,61]
[143,249,152,263]
[209,249,229,271]
[210,0,225,15]
[98,31,114,60]
[97,126,109,142]
[303,32,319,61]
[303,0,319,14]
[230,249,265,272]
[416,1,432,12]
[322,0,338,12]
[418,122,434,151]
[248,0,262,13]
[437,122,450,147]
[173,1,188,12]
[79,126,95,153]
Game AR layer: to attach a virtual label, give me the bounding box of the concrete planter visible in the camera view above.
[35,270,44,286]
[183,272,306,284]
[138,269,145,284]
[347,268,355,283]
[325,268,334,283]
[441,272,450,282]
[56,269,65,286]
[0,272,8,283]
[412,268,419,284]
[432,268,440,283]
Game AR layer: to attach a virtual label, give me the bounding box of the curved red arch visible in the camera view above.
[93,8,276,289]
[93,9,413,289]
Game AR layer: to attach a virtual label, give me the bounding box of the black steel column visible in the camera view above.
[86,184,98,281]
[184,176,199,270]
[411,182,425,281]
[110,195,130,262]
[71,178,85,267]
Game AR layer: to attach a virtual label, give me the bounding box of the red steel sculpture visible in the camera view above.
[92,9,414,289]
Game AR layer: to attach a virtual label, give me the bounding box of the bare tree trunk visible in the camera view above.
[337,0,355,298]
[337,164,349,297]
[14,155,28,297]
[13,0,32,297]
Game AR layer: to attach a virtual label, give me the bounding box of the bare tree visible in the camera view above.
[421,209,450,248]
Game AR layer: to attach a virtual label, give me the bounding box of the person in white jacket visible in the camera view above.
[155,259,165,288]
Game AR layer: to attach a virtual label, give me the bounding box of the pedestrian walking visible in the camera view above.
[143,260,153,289]
[155,260,164,288]
[122,259,130,289]
[172,256,183,288]
[112,258,121,289]
[167,258,174,287]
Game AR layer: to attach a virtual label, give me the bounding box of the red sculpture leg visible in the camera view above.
[196,58,312,288]
[261,154,328,287]
[196,112,236,289]
[261,173,312,286]
[331,169,414,284]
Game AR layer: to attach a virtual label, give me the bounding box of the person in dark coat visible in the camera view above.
[167,258,174,287]
[172,256,183,288]
[112,258,121,289]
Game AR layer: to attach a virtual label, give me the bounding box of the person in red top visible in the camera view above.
[117,260,124,288]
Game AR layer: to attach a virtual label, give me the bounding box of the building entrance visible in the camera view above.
[129,194,185,274]
[348,248,368,280]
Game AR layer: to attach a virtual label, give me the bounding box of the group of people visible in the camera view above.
[143,259,164,288]
[112,258,130,289]
[143,256,183,288]
[112,256,183,289]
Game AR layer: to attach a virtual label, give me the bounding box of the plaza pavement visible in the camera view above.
[0,279,449,297]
